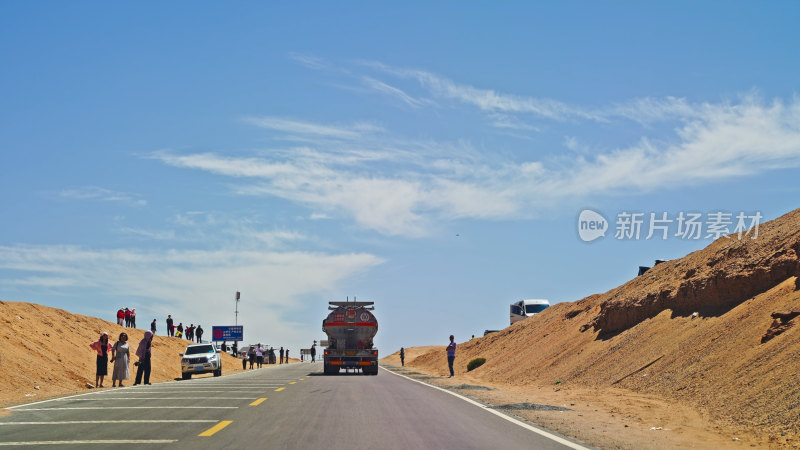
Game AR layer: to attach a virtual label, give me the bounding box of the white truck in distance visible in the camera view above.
[510,299,550,325]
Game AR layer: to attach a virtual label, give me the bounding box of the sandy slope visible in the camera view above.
[385,208,800,448]
[0,301,298,407]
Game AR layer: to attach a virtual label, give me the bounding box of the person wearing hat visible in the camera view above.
[89,332,112,388]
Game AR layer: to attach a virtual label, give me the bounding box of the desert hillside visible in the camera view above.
[0,301,248,406]
[395,208,800,442]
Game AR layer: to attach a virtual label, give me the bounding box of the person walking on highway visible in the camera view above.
[310,345,316,362]
[166,315,174,337]
[241,350,248,370]
[89,332,112,388]
[134,330,153,385]
[446,335,456,378]
[269,347,276,365]
[130,308,136,328]
[111,332,130,387]
[195,325,203,343]
[279,347,284,364]
[400,347,405,367]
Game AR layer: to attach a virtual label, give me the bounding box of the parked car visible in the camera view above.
[180,343,222,379]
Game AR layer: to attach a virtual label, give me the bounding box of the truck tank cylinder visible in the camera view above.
[323,306,378,349]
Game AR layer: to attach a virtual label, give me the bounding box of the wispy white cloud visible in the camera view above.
[361,76,430,108]
[153,95,800,237]
[0,244,384,347]
[58,186,147,207]
[243,116,383,140]
[118,227,176,241]
[287,52,333,70]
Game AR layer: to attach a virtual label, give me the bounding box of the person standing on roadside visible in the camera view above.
[166,315,174,337]
[89,332,112,388]
[310,345,316,362]
[150,319,157,334]
[130,308,136,328]
[111,332,130,387]
[195,325,203,343]
[241,350,248,370]
[446,335,456,378]
[279,347,284,364]
[134,330,153,385]
[256,344,264,368]
[248,345,256,369]
[400,347,405,367]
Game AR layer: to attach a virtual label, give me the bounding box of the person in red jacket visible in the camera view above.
[116,308,124,326]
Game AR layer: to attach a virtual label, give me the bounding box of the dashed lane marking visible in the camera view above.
[289,382,296,385]
[0,440,177,446]
[0,420,218,426]
[198,420,233,437]
[249,398,267,406]
[274,387,285,392]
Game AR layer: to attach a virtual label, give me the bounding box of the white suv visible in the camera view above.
[180,343,222,379]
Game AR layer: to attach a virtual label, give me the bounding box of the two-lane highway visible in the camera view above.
[1,362,588,449]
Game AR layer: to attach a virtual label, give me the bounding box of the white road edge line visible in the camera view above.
[381,367,591,450]
[0,440,177,446]
[0,420,218,425]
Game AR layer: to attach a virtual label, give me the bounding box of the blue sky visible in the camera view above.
[2,2,799,353]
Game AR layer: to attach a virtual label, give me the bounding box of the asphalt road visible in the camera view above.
[1,362,588,449]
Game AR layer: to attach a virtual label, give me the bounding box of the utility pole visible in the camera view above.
[235,291,240,325]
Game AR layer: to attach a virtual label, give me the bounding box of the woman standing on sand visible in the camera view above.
[110,332,130,387]
[89,332,112,388]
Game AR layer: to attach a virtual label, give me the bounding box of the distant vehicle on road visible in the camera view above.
[180,343,222,379]
[322,299,379,375]
[510,299,550,325]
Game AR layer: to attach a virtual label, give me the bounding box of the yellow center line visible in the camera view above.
[298,378,305,381]
[289,381,296,385]
[198,420,233,437]
[274,387,285,392]
[249,398,267,406]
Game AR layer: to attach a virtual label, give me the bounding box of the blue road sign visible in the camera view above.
[211,325,243,341]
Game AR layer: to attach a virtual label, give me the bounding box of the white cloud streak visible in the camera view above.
[243,116,383,140]
[58,186,147,207]
[154,95,800,237]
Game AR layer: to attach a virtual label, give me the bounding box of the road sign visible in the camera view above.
[211,325,243,341]
[320,340,329,347]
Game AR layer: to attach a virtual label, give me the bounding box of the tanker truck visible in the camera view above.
[322,300,378,375]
